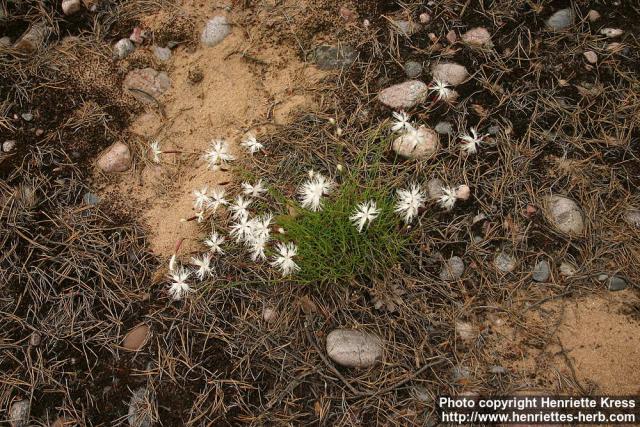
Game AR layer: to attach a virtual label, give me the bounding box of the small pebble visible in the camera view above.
[419,13,430,24]
[9,400,30,427]
[262,307,277,323]
[446,30,457,44]
[600,28,624,38]
[455,185,470,201]
[440,256,465,281]
[532,260,550,282]
[461,27,492,47]
[427,178,444,200]
[546,8,574,30]
[583,50,597,64]
[152,45,171,62]
[624,208,640,227]
[587,10,601,22]
[29,331,41,346]
[559,262,577,276]
[83,192,101,205]
[608,276,627,291]
[21,113,33,121]
[494,251,517,272]
[201,16,231,47]
[35,129,44,136]
[2,140,17,152]
[113,38,135,59]
[62,0,82,15]
[487,125,500,135]
[403,61,422,78]
[435,121,453,135]
[455,320,475,342]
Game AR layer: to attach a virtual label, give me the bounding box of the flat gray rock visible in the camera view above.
[152,45,171,62]
[404,61,422,78]
[545,195,584,235]
[435,121,453,135]
[546,9,574,30]
[431,62,469,86]
[440,256,465,281]
[314,45,357,69]
[494,251,517,272]
[532,260,550,282]
[113,38,135,59]
[326,329,382,368]
[201,16,230,47]
[378,80,428,109]
[608,276,627,291]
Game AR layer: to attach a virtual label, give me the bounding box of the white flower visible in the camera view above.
[249,213,272,244]
[207,188,228,212]
[204,139,235,169]
[190,253,213,280]
[204,232,225,254]
[438,187,457,210]
[395,184,426,223]
[195,210,206,223]
[271,242,300,277]
[168,268,193,300]
[229,195,252,221]
[193,186,211,210]
[429,79,453,101]
[350,200,380,232]
[150,140,162,163]
[298,174,334,212]
[242,179,267,197]
[230,216,253,242]
[391,111,413,133]
[460,127,485,154]
[250,239,267,261]
[240,134,264,154]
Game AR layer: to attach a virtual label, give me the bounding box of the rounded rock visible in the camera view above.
[62,0,82,15]
[122,323,150,351]
[262,307,278,323]
[455,320,475,343]
[608,276,627,291]
[461,27,491,46]
[600,28,624,38]
[587,10,601,22]
[431,62,469,86]
[435,121,453,135]
[326,329,383,368]
[545,195,584,235]
[546,9,574,30]
[427,178,444,200]
[440,256,465,281]
[559,262,577,277]
[532,260,550,282]
[97,142,132,173]
[392,125,439,159]
[403,61,422,78]
[113,38,135,59]
[583,50,597,64]
[455,185,471,201]
[201,16,231,47]
[390,19,421,36]
[3,140,17,152]
[152,46,171,62]
[124,68,171,103]
[378,80,428,109]
[494,251,517,272]
[624,208,640,227]
[9,400,30,427]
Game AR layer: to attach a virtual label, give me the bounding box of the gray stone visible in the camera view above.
[559,262,577,276]
[608,276,627,291]
[21,112,33,121]
[201,16,231,47]
[461,27,492,46]
[314,45,357,69]
[97,142,131,173]
[128,388,154,427]
[326,329,382,368]
[392,125,439,159]
[378,80,428,109]
[431,62,469,86]
[600,28,624,38]
[545,195,584,235]
[113,38,135,59]
[532,260,550,282]
[494,251,517,272]
[546,9,574,30]
[0,36,11,48]
[62,0,82,15]
[624,209,640,227]
[487,125,500,135]
[427,178,444,200]
[489,365,507,374]
[455,320,475,342]
[152,45,171,62]
[403,61,422,78]
[435,121,453,135]
[583,50,597,64]
[2,140,17,152]
[83,192,100,205]
[440,256,465,281]
[8,400,30,427]
[124,68,171,103]
[390,19,421,36]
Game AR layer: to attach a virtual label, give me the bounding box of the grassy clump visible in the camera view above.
[278,178,409,286]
